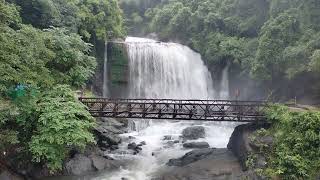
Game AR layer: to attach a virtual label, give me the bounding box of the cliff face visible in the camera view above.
[90,41,129,98]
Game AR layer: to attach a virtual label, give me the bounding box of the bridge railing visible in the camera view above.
[79,98,269,122]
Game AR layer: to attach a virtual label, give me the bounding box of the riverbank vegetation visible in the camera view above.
[250,105,320,179]
[0,0,124,172]
[120,0,320,102]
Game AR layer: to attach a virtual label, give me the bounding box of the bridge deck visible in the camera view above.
[79,98,268,122]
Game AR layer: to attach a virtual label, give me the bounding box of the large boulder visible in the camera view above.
[157,148,242,180]
[0,170,23,180]
[167,148,215,167]
[94,126,122,146]
[227,122,271,170]
[90,155,121,171]
[181,126,205,140]
[183,142,209,149]
[64,154,94,175]
[64,154,122,176]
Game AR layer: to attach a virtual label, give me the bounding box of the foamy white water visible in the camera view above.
[220,64,230,99]
[95,37,237,180]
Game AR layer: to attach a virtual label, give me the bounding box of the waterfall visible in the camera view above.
[96,37,237,180]
[103,41,109,97]
[125,37,214,99]
[219,64,230,99]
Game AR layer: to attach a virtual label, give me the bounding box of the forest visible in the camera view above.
[121,0,320,102]
[0,0,319,179]
[0,0,124,172]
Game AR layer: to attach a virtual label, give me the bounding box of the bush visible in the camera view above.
[264,105,320,179]
[28,85,96,171]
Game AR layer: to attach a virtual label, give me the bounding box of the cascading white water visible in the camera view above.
[126,37,214,99]
[95,37,238,180]
[103,40,109,97]
[219,64,230,99]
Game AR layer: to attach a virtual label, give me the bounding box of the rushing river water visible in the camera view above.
[90,37,238,180]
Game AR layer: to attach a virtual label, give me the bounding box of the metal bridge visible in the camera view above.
[79,98,268,122]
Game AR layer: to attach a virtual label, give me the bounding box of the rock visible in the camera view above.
[227,122,271,170]
[158,148,242,180]
[139,141,146,146]
[0,170,23,180]
[128,142,137,150]
[90,155,121,171]
[104,134,122,145]
[99,140,109,148]
[103,154,114,160]
[110,145,119,150]
[129,136,136,139]
[64,153,122,176]
[98,118,125,129]
[64,154,94,175]
[183,142,209,149]
[167,148,216,167]
[173,140,180,144]
[163,135,173,140]
[249,135,273,151]
[100,147,107,151]
[182,126,205,140]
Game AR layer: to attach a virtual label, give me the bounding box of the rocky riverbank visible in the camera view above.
[153,122,272,180]
[0,118,128,179]
[1,120,272,180]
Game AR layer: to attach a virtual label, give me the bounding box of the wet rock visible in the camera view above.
[0,170,23,180]
[64,154,94,175]
[183,142,209,149]
[173,140,180,144]
[64,154,121,176]
[182,126,205,140]
[128,142,137,150]
[99,140,109,148]
[90,155,121,171]
[100,147,107,151]
[139,141,146,146]
[103,154,114,160]
[163,135,173,140]
[227,122,271,170]
[159,148,242,180]
[135,146,142,151]
[110,145,119,150]
[167,148,216,167]
[98,118,126,129]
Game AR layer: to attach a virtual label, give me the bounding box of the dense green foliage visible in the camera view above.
[29,85,95,171]
[121,0,320,100]
[9,0,125,40]
[0,0,124,172]
[263,105,320,179]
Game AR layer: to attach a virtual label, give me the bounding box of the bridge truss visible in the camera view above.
[79,98,268,122]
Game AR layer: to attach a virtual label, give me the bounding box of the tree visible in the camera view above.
[29,85,95,171]
[252,10,301,81]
